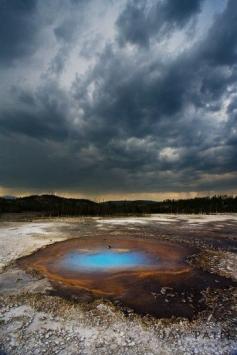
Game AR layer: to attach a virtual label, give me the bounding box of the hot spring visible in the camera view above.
[18,237,234,318]
[60,249,155,271]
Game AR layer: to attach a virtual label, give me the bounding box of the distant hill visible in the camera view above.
[0,194,237,216]
[0,194,98,216]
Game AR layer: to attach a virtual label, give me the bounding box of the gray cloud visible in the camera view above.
[0,82,71,140]
[200,0,237,66]
[116,0,205,47]
[0,0,40,64]
[0,0,236,196]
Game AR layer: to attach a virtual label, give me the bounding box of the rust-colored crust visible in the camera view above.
[18,237,192,296]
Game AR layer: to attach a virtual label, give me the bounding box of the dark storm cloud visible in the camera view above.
[0,83,71,140]
[0,0,237,195]
[117,0,205,47]
[70,0,237,188]
[0,0,39,64]
[200,0,237,66]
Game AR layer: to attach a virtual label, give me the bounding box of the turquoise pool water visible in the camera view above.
[60,249,153,271]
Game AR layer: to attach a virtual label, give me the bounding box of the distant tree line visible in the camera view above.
[0,195,237,217]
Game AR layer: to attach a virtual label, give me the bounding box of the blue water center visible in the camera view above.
[60,249,154,271]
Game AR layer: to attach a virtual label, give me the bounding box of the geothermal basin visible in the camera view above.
[18,237,234,318]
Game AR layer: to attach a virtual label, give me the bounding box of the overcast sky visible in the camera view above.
[0,0,237,200]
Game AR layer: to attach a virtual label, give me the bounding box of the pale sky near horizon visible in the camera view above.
[1,0,237,200]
